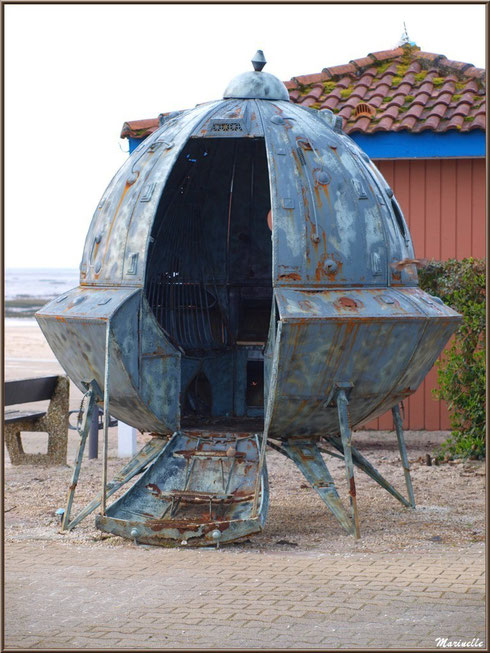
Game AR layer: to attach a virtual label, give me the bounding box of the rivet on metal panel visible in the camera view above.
[56,295,68,303]
[95,234,102,244]
[148,142,162,153]
[271,115,285,125]
[352,178,368,199]
[97,298,112,306]
[296,148,306,166]
[156,138,174,149]
[276,149,286,155]
[430,295,444,305]
[324,259,338,274]
[94,262,102,273]
[127,253,139,275]
[386,188,394,198]
[337,297,358,309]
[73,296,87,306]
[140,183,156,202]
[315,170,330,185]
[371,252,382,276]
[127,173,138,185]
[379,294,395,304]
[98,198,105,209]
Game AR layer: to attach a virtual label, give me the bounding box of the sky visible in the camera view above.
[5,3,486,269]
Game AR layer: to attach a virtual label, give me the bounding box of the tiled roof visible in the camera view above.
[120,45,485,139]
[120,118,162,139]
[286,44,485,133]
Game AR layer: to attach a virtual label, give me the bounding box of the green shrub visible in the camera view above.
[419,258,486,460]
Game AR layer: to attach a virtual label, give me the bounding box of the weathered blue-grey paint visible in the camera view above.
[96,430,269,546]
[36,56,461,545]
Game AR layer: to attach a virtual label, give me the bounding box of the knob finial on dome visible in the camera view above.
[252,50,266,72]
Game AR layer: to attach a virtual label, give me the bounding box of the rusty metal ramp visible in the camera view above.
[96,431,269,547]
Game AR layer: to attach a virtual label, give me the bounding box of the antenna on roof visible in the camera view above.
[398,22,415,47]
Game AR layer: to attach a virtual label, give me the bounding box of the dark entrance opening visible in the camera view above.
[145,137,272,422]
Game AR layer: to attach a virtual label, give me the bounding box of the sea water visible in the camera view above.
[5,267,79,319]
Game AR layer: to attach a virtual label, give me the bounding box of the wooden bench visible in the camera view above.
[5,375,69,465]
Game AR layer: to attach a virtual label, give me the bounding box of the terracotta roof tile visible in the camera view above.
[446,114,465,130]
[123,45,486,141]
[383,105,402,119]
[366,95,385,109]
[470,115,486,129]
[120,118,159,139]
[306,84,324,101]
[406,61,421,74]
[349,56,375,69]
[372,117,395,132]
[370,83,391,99]
[387,95,405,108]
[465,66,486,79]
[404,104,425,120]
[286,44,485,134]
[368,47,405,61]
[474,102,486,117]
[292,72,326,86]
[350,86,369,100]
[357,72,376,86]
[324,63,357,77]
[338,106,353,119]
[349,115,372,132]
[436,92,453,106]
[429,103,450,118]
[396,82,412,96]
[411,92,431,107]
[398,116,418,131]
[322,96,340,111]
[418,116,441,131]
[439,81,456,95]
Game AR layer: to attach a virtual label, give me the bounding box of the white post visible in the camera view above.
[118,421,138,458]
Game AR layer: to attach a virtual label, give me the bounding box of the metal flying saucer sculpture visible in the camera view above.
[36,52,461,546]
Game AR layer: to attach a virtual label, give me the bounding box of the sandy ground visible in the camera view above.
[4,320,486,554]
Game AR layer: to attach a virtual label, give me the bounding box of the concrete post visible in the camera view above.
[118,421,138,458]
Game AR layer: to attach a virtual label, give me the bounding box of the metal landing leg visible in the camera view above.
[61,381,100,530]
[279,439,355,536]
[336,389,361,539]
[392,403,416,508]
[63,435,170,531]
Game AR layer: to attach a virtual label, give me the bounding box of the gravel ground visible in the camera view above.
[5,428,485,554]
[5,321,485,554]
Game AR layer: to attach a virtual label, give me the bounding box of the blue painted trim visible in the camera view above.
[350,131,485,159]
[128,130,485,159]
[128,137,144,154]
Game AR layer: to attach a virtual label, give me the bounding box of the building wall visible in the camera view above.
[361,157,485,431]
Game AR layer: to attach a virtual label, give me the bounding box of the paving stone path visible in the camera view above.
[5,540,485,649]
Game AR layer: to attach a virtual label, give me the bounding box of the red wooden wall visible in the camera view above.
[362,158,486,431]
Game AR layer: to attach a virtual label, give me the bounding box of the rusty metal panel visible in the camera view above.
[80,102,222,287]
[265,287,460,438]
[37,53,464,544]
[36,287,181,433]
[96,431,269,546]
[258,101,417,288]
